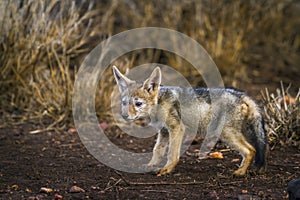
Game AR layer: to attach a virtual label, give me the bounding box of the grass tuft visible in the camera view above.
[262,82,300,148]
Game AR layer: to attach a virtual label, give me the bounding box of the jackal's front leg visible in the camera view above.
[147,128,169,169]
[159,123,185,175]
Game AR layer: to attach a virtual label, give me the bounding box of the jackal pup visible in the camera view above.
[112,66,268,176]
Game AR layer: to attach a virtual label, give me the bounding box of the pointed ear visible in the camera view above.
[112,65,134,92]
[143,67,161,93]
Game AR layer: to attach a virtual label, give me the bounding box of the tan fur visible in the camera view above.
[113,66,268,176]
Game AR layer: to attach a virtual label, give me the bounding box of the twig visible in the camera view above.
[129,189,170,193]
[29,128,56,134]
[219,148,231,152]
[103,178,122,192]
[126,181,206,186]
[114,170,131,186]
[219,180,244,186]
[114,170,206,186]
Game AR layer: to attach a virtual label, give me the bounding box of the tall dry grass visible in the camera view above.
[262,83,299,148]
[0,0,299,144]
[0,0,103,130]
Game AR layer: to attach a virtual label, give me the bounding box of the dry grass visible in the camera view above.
[0,0,299,143]
[262,83,300,148]
[0,0,102,130]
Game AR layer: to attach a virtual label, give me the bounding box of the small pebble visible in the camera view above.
[54,194,63,199]
[69,185,85,193]
[40,187,53,193]
[241,189,248,194]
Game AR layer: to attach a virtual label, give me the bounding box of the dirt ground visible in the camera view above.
[0,124,299,200]
[1,1,299,199]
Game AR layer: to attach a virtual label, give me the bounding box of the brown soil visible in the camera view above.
[0,124,299,200]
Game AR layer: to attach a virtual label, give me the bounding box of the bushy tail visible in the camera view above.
[243,96,268,173]
[252,117,268,173]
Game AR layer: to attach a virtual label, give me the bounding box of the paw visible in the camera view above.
[159,166,174,175]
[257,167,266,174]
[146,157,162,167]
[233,168,246,176]
[143,163,154,170]
[146,161,158,168]
[143,163,160,173]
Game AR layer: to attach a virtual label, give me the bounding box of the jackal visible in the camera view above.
[112,66,268,176]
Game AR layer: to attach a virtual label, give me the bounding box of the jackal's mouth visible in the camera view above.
[127,115,151,127]
[132,118,150,127]
[122,115,143,121]
[122,117,137,122]
[122,114,151,126]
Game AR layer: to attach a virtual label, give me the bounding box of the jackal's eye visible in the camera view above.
[135,101,143,107]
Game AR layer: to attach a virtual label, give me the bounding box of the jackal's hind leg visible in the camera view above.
[222,129,255,176]
[232,138,255,176]
[233,141,255,176]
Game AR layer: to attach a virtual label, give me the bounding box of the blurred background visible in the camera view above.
[0,0,299,146]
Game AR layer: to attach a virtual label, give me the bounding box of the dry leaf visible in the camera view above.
[231,158,240,163]
[12,184,18,190]
[278,96,296,105]
[193,149,200,153]
[54,194,63,199]
[209,152,223,159]
[68,128,77,133]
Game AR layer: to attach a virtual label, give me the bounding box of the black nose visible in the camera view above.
[121,113,129,119]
